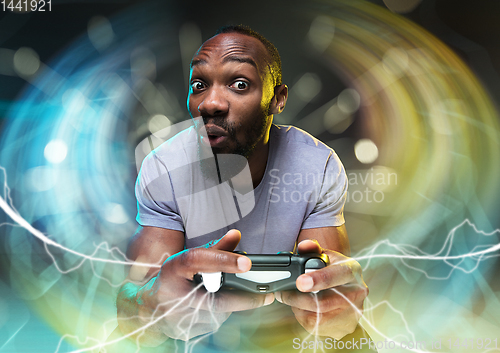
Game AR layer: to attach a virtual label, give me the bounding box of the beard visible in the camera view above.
[202,112,268,158]
[196,111,270,183]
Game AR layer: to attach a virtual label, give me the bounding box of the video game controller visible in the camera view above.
[196,252,329,293]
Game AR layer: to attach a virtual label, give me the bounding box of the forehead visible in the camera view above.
[191,33,270,74]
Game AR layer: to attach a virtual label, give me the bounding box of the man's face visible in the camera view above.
[187,32,275,158]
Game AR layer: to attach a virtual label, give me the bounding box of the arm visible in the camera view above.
[116,227,273,346]
[297,224,350,255]
[276,225,368,339]
[116,226,184,346]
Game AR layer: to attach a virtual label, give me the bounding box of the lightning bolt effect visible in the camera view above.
[1,164,499,353]
[1,0,500,352]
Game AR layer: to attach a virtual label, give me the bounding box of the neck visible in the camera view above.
[247,126,271,189]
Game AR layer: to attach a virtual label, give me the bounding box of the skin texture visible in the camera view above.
[115,32,367,345]
[187,32,287,187]
[285,226,368,339]
[117,228,274,345]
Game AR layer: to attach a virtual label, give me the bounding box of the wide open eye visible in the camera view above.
[191,81,206,91]
[230,80,249,90]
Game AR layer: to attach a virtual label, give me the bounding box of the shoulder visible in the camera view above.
[272,124,332,150]
[152,126,197,157]
[271,124,336,159]
[140,126,198,171]
[270,124,345,177]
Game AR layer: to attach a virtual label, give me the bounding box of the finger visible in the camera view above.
[161,247,251,281]
[206,229,242,252]
[153,282,274,314]
[295,266,352,292]
[296,239,322,254]
[291,305,360,340]
[296,252,364,292]
[192,289,275,313]
[277,284,364,312]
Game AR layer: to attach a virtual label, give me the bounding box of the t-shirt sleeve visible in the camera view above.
[135,152,185,232]
[301,151,347,229]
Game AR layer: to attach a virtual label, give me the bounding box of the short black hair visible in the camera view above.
[215,25,282,87]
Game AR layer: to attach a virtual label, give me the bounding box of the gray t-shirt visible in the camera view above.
[135,124,347,254]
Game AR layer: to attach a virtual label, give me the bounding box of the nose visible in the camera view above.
[197,85,229,117]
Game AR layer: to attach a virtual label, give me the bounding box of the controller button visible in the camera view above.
[305,258,325,269]
[201,272,222,292]
[257,285,269,292]
[277,251,293,255]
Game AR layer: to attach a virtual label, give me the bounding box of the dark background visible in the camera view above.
[1,0,500,117]
[0,0,499,351]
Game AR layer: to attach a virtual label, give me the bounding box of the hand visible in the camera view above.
[120,230,274,343]
[275,240,368,339]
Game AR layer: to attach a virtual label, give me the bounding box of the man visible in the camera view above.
[116,25,368,350]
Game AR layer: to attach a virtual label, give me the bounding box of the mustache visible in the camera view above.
[201,117,236,137]
[202,116,226,128]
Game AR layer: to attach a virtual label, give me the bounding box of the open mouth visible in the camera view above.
[207,134,227,146]
[204,124,228,147]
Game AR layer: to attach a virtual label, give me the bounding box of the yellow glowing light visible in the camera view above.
[355,139,379,164]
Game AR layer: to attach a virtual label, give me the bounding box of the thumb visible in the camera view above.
[297,239,322,254]
[209,229,241,252]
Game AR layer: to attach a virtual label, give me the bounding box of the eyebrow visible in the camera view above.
[222,55,258,69]
[190,55,258,70]
[190,58,206,68]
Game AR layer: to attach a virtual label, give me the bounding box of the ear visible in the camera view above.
[269,84,288,115]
